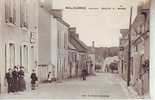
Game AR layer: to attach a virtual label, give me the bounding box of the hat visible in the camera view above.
[8,68,12,70]
[20,66,24,69]
[14,66,17,69]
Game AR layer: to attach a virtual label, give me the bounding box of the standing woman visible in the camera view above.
[31,69,38,90]
[12,66,19,92]
[18,66,26,91]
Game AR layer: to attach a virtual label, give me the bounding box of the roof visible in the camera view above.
[68,42,76,50]
[69,33,89,53]
[120,29,129,39]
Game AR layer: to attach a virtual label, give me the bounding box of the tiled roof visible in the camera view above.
[68,42,76,50]
[69,33,89,53]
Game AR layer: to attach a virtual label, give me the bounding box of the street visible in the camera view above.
[0,73,138,99]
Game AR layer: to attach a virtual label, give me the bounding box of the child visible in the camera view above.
[31,69,38,90]
[47,72,52,83]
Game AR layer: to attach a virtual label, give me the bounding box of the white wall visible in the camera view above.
[51,16,58,78]
[51,18,69,79]
[38,6,51,65]
[0,0,39,93]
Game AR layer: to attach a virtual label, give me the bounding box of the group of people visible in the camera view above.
[5,66,26,93]
[5,66,38,93]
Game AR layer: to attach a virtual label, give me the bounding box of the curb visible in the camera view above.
[120,77,139,99]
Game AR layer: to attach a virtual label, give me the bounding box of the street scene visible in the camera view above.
[0,73,138,99]
[0,0,150,99]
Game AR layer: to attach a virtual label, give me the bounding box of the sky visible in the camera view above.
[52,0,148,47]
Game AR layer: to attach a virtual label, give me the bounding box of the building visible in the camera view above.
[119,1,150,96]
[68,27,95,78]
[38,3,70,82]
[119,29,129,81]
[88,41,96,75]
[0,0,39,93]
[130,2,150,96]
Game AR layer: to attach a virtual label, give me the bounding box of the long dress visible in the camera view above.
[5,72,13,93]
[12,71,19,92]
[18,70,26,91]
[31,73,38,90]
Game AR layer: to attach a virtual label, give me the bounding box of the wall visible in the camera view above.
[0,0,38,93]
[50,16,58,79]
[38,6,51,65]
[56,19,69,80]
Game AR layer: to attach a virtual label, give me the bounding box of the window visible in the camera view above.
[135,45,138,52]
[5,0,16,24]
[23,45,28,72]
[20,0,28,28]
[140,54,144,74]
[57,30,61,49]
[20,45,22,65]
[130,57,133,75]
[64,32,68,49]
[9,43,15,67]
[31,46,35,68]
[30,32,36,43]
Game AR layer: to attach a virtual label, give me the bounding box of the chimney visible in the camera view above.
[69,27,76,33]
[92,41,95,48]
[50,9,63,18]
[76,33,79,39]
[39,0,53,10]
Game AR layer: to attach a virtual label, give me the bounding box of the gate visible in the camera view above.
[38,65,48,82]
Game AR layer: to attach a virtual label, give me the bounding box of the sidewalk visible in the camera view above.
[119,76,150,100]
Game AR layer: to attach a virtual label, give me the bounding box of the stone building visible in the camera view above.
[0,0,39,93]
[119,1,150,96]
[38,3,70,81]
[130,2,150,96]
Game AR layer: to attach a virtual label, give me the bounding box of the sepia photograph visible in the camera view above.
[0,0,151,99]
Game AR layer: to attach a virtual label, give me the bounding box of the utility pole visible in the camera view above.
[127,7,133,87]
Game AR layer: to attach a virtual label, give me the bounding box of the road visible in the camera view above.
[0,73,138,99]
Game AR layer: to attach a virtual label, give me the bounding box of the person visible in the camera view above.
[52,66,56,81]
[18,66,26,91]
[82,68,87,80]
[47,72,52,83]
[31,69,38,90]
[12,66,19,92]
[5,68,13,93]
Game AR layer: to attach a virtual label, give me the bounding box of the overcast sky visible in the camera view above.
[53,0,148,47]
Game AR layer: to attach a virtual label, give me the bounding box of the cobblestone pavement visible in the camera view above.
[0,73,138,99]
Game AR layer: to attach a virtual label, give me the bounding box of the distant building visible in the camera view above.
[119,29,129,81]
[68,28,95,78]
[0,0,39,93]
[103,56,119,72]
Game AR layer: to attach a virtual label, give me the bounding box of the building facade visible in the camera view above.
[68,28,95,78]
[0,0,39,93]
[38,4,69,81]
[119,1,150,96]
[119,29,129,81]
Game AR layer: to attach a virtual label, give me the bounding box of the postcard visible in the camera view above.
[0,0,151,99]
